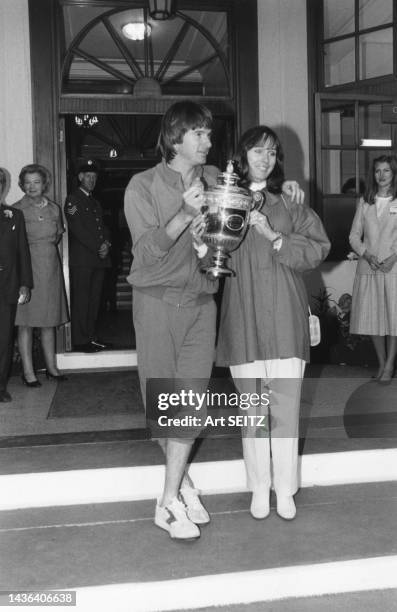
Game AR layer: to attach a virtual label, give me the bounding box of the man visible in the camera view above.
[64,160,111,353]
[0,167,32,402]
[124,101,219,540]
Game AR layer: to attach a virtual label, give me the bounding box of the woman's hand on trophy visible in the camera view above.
[282,180,305,204]
[250,210,279,241]
[182,178,206,217]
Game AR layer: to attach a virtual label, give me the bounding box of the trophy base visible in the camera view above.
[203,250,236,278]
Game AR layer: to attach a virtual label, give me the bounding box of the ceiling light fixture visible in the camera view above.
[74,114,99,128]
[122,22,151,40]
[148,0,175,20]
[361,138,392,147]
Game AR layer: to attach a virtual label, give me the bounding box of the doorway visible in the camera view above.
[61,111,234,360]
[28,0,259,374]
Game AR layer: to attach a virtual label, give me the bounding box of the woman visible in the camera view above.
[349,155,397,384]
[216,126,330,520]
[14,164,68,386]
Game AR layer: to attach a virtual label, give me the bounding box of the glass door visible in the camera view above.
[314,92,394,259]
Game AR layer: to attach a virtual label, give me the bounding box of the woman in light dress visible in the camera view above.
[349,155,397,384]
[14,164,68,386]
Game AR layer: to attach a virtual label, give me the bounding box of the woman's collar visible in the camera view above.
[249,180,267,192]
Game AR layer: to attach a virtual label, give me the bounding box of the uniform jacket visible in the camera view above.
[216,191,330,366]
[64,187,110,268]
[0,203,33,303]
[124,160,219,307]
[349,197,397,274]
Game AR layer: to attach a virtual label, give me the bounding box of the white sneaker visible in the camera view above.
[154,497,200,539]
[250,489,270,519]
[180,487,210,524]
[276,495,296,520]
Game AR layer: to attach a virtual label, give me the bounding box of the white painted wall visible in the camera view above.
[305,261,357,307]
[257,0,309,191]
[0,0,33,204]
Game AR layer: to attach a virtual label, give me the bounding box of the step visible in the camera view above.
[1,482,396,610]
[1,445,397,511]
[171,590,397,612]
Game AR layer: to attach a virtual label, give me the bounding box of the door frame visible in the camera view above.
[29,0,259,371]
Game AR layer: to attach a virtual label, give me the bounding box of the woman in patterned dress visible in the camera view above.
[349,155,397,384]
[14,164,68,386]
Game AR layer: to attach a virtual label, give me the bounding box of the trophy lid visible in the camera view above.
[214,160,251,198]
[217,160,240,187]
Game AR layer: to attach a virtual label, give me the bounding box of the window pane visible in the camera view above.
[359,28,393,80]
[63,5,114,48]
[324,0,354,39]
[322,102,355,146]
[359,103,392,143]
[322,150,356,194]
[324,39,355,87]
[165,11,229,96]
[359,0,393,30]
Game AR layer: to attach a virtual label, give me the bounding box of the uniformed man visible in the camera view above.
[64,160,111,352]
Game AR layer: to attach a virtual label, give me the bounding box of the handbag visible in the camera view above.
[308,307,321,347]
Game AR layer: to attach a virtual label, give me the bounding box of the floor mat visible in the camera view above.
[47,371,144,419]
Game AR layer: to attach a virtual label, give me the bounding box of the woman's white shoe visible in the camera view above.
[250,489,270,519]
[276,495,296,520]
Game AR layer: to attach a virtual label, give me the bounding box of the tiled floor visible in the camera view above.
[0,372,144,437]
[1,364,396,455]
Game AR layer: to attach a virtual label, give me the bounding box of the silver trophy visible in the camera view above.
[201,161,253,277]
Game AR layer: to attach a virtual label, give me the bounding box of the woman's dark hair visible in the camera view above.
[158,100,213,163]
[364,155,397,204]
[341,177,366,196]
[234,125,285,193]
[18,164,51,193]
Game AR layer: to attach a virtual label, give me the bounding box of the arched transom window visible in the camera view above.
[61,4,230,98]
